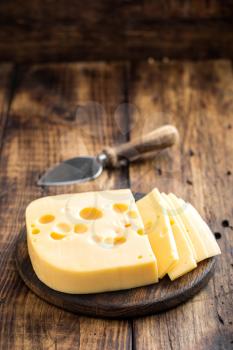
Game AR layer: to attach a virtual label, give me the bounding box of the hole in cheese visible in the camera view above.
[39,214,55,224]
[114,236,127,245]
[80,207,103,220]
[145,221,153,231]
[124,223,131,228]
[128,210,138,219]
[56,223,71,233]
[170,218,175,225]
[138,255,143,259]
[74,223,88,234]
[32,228,40,234]
[50,232,65,240]
[137,228,145,235]
[113,203,128,213]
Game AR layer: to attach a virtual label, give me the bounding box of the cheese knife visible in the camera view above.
[37,125,179,186]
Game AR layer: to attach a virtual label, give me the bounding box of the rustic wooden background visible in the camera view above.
[0,59,232,349]
[0,0,233,62]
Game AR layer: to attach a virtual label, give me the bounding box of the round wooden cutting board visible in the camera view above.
[15,193,217,318]
[15,228,216,318]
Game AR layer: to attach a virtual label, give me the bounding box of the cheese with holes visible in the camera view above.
[26,189,158,294]
[136,188,179,278]
[161,193,197,280]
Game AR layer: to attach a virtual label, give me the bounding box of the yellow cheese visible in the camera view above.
[178,198,221,257]
[26,189,158,294]
[161,193,197,280]
[169,194,209,262]
[162,193,197,261]
[137,188,179,278]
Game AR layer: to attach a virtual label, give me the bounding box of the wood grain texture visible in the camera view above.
[1,0,233,21]
[0,64,14,149]
[129,60,233,350]
[0,59,232,349]
[0,62,132,349]
[0,1,233,62]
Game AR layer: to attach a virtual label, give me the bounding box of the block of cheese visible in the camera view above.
[168,193,209,262]
[161,193,197,280]
[136,188,179,278]
[177,198,221,257]
[26,189,158,294]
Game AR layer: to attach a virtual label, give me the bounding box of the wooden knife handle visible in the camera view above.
[102,125,179,167]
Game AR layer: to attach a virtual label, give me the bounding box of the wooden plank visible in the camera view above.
[141,0,233,19]
[0,62,132,349]
[0,64,14,149]
[1,0,232,21]
[0,1,232,62]
[0,21,232,63]
[129,60,233,350]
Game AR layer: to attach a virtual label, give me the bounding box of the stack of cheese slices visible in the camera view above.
[137,188,221,281]
[26,188,220,294]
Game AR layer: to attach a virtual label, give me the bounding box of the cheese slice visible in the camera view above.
[162,193,197,261]
[26,189,158,294]
[137,188,179,278]
[168,193,209,262]
[178,198,221,257]
[161,193,197,280]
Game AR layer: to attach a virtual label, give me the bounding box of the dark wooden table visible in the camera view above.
[0,60,232,349]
